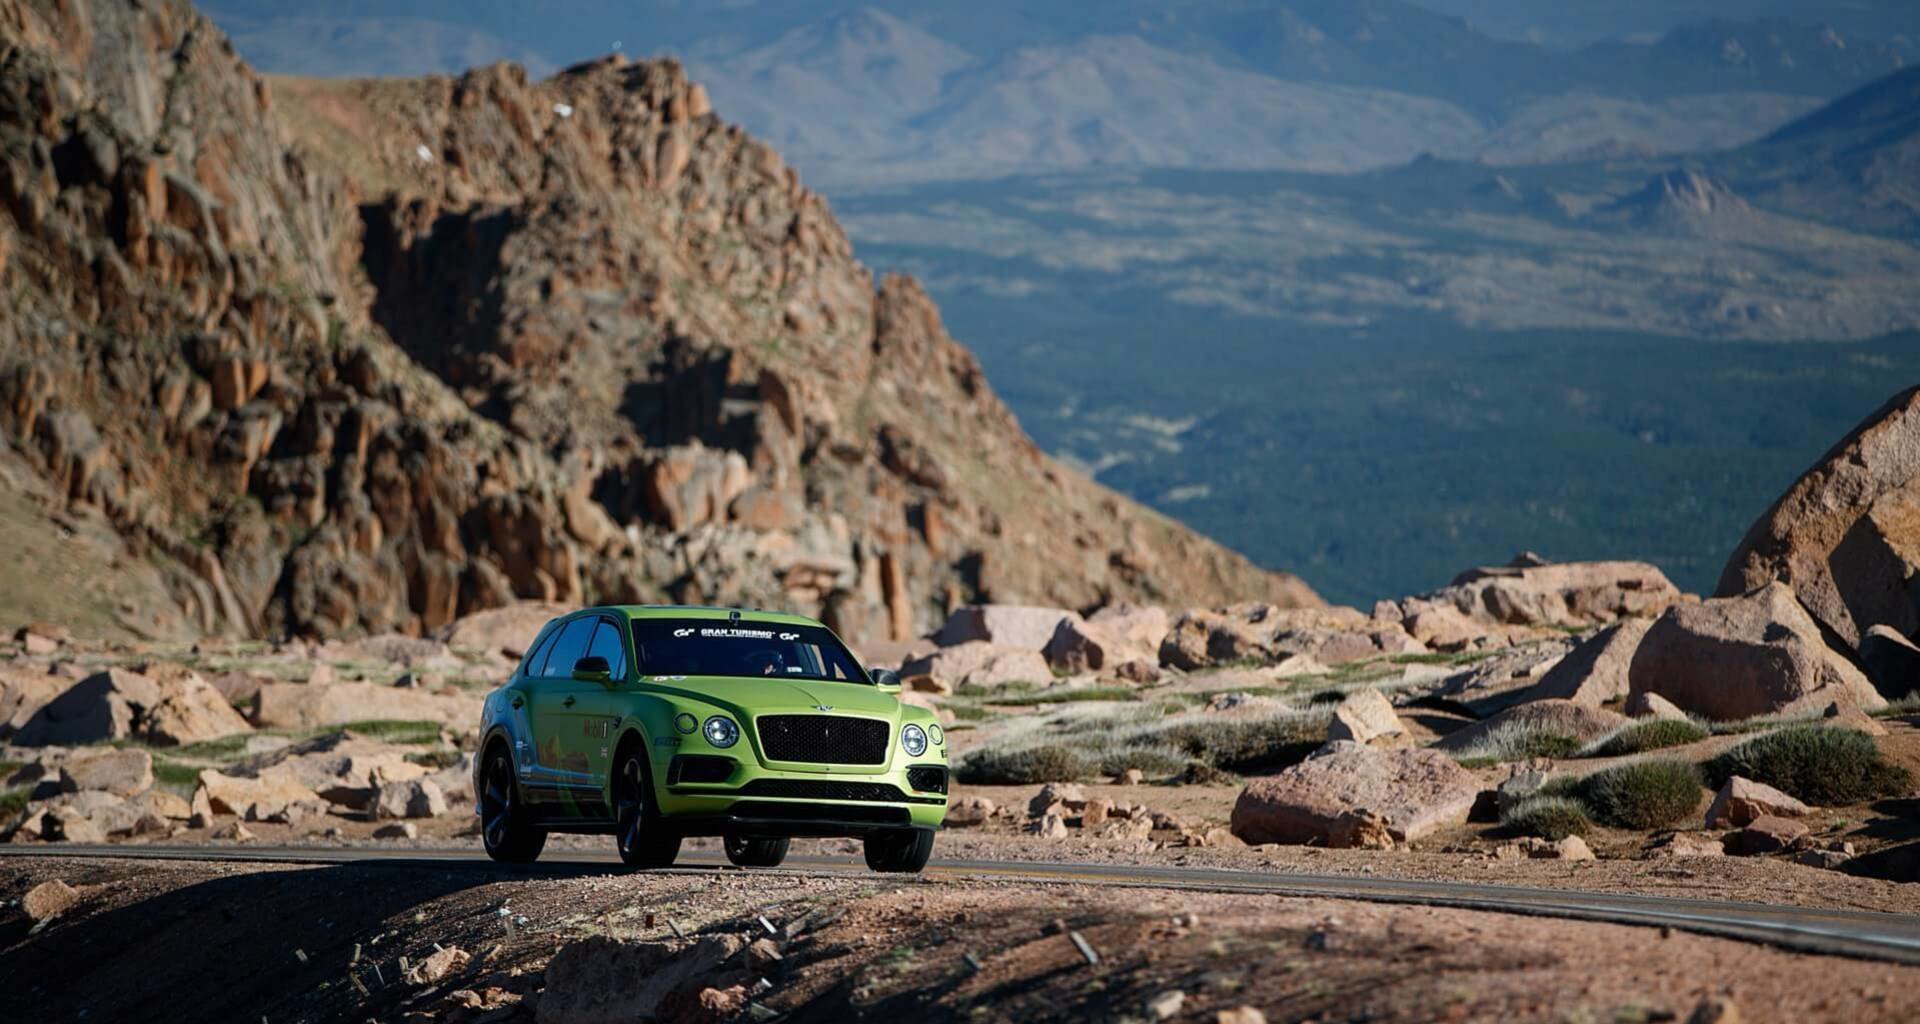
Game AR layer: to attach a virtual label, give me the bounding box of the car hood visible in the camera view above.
[642,674,901,719]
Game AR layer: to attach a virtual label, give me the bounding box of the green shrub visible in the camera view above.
[1574,760,1703,829]
[1451,723,1583,764]
[945,704,995,722]
[955,743,1093,784]
[988,686,1135,706]
[1586,719,1709,758]
[1152,711,1329,772]
[1705,725,1913,806]
[1500,795,1592,840]
[0,787,28,822]
[339,720,443,745]
[1094,744,1189,779]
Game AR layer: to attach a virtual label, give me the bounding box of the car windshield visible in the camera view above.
[630,619,871,683]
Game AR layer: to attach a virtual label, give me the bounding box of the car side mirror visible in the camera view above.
[572,655,613,683]
[872,668,902,692]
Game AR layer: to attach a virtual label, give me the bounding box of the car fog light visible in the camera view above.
[704,716,739,748]
[674,713,698,734]
[902,723,928,756]
[928,724,944,746]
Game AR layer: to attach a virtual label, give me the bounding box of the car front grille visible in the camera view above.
[738,778,906,802]
[906,766,948,795]
[756,715,889,765]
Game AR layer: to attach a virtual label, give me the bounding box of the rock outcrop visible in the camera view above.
[1719,387,1920,650]
[1383,558,1681,649]
[1628,582,1885,720]
[0,0,1311,646]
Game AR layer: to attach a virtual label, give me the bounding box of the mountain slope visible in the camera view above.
[1717,64,1920,236]
[0,0,1316,643]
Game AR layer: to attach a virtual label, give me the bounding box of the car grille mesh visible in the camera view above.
[756,715,888,765]
[738,778,905,802]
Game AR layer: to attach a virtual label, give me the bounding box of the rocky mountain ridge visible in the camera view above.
[0,0,1314,643]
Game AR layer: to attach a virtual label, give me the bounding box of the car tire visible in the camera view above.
[863,828,934,873]
[724,835,791,868]
[479,744,547,864]
[613,743,681,869]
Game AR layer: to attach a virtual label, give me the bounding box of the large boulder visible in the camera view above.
[1325,689,1404,745]
[373,778,448,819]
[1627,582,1886,720]
[1042,609,1167,675]
[1385,558,1681,646]
[231,731,432,809]
[438,600,570,657]
[934,605,1079,651]
[142,673,253,746]
[196,768,326,820]
[1435,699,1630,753]
[899,642,1050,694]
[1525,619,1653,706]
[11,669,161,745]
[1719,388,1920,650]
[1705,776,1809,829]
[1228,743,1480,845]
[252,681,476,731]
[55,748,154,798]
[0,666,71,739]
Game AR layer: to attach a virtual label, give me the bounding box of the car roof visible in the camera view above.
[602,605,827,628]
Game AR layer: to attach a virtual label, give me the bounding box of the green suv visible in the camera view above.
[474,606,949,872]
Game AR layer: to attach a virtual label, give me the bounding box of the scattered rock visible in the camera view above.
[1216,1008,1268,1024]
[1326,809,1396,850]
[1627,582,1886,720]
[1822,701,1889,736]
[1705,776,1809,828]
[1526,619,1653,706]
[538,934,745,1024]
[1724,815,1810,856]
[1229,745,1480,846]
[1389,560,1681,642]
[197,768,325,820]
[1519,835,1595,861]
[373,822,419,840]
[1032,813,1069,839]
[1028,783,1087,817]
[1687,994,1744,1024]
[1118,768,1145,786]
[1793,847,1852,870]
[1082,797,1114,827]
[55,748,153,798]
[374,778,449,819]
[944,796,995,827]
[134,789,193,820]
[1494,770,1552,816]
[1325,688,1404,745]
[211,820,256,842]
[1423,639,1575,714]
[1147,990,1186,1020]
[1161,603,1421,671]
[405,945,471,985]
[1625,691,1690,720]
[1112,658,1163,684]
[23,879,79,921]
[1645,833,1726,859]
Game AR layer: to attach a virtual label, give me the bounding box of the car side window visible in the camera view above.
[522,627,560,679]
[584,618,627,679]
[538,618,596,678]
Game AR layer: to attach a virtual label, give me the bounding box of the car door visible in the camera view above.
[528,616,597,811]
[569,617,630,798]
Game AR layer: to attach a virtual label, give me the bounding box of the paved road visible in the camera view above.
[7,844,1920,965]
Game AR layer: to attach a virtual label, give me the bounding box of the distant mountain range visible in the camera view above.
[210,2,1915,185]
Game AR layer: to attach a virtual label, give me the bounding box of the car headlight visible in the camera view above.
[928,724,943,746]
[703,716,740,748]
[902,723,928,757]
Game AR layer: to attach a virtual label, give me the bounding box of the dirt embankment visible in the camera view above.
[4,855,1917,1023]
